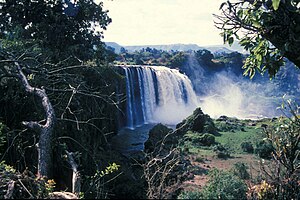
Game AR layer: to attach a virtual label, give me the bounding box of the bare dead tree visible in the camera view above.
[0,51,56,178]
[143,147,180,199]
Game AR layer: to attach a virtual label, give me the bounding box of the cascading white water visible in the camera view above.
[122,65,199,129]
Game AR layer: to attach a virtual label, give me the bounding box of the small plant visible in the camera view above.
[85,163,120,199]
[261,98,300,199]
[0,161,53,199]
[247,180,275,200]
[45,179,56,193]
[96,162,120,178]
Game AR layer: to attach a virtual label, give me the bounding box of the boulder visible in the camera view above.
[144,123,173,153]
[175,108,218,136]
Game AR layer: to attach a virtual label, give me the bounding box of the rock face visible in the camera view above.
[144,108,219,153]
[175,107,218,136]
[144,123,173,153]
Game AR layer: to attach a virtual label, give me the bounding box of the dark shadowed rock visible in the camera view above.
[144,123,173,153]
[175,107,218,136]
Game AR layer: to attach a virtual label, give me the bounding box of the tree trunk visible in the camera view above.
[66,151,81,196]
[15,62,55,178]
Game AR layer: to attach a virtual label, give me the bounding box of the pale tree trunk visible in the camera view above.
[15,62,55,178]
[66,151,81,196]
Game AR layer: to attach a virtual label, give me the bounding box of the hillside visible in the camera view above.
[105,42,244,54]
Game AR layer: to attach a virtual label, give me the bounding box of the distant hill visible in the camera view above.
[105,42,123,53]
[124,43,203,52]
[105,42,246,54]
[204,42,248,54]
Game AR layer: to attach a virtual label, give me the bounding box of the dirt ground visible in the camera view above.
[182,153,261,191]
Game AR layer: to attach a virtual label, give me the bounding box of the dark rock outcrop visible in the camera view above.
[144,123,173,153]
[175,107,218,136]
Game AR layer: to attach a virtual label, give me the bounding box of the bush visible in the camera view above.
[200,133,216,146]
[241,141,254,153]
[0,161,54,199]
[213,144,230,159]
[232,162,250,180]
[184,131,216,146]
[255,140,273,159]
[177,190,203,199]
[247,180,275,200]
[201,169,247,199]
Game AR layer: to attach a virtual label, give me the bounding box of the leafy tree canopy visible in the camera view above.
[215,0,300,78]
[0,0,111,61]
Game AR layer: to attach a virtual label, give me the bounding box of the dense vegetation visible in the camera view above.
[0,0,299,199]
[215,0,300,78]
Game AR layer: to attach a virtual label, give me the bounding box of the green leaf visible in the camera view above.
[237,9,243,19]
[272,0,280,10]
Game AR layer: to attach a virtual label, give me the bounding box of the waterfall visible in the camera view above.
[122,65,199,129]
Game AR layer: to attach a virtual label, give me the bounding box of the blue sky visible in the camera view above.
[101,0,225,46]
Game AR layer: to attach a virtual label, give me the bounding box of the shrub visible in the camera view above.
[247,180,275,200]
[213,144,230,159]
[232,162,250,180]
[200,133,216,146]
[0,161,53,199]
[255,140,273,159]
[241,141,254,153]
[201,169,247,199]
[184,132,216,146]
[177,190,203,199]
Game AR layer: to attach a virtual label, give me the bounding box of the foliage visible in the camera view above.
[265,99,300,176]
[215,122,263,154]
[252,99,300,199]
[183,131,216,146]
[241,141,254,153]
[84,163,120,199]
[95,163,120,178]
[113,47,188,67]
[176,108,218,136]
[0,161,55,199]
[168,51,188,68]
[0,0,112,61]
[231,162,250,180]
[215,0,300,78]
[213,143,231,159]
[0,0,124,194]
[255,139,274,159]
[248,180,275,200]
[200,169,247,199]
[177,190,203,199]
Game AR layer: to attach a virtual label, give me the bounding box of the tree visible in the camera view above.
[0,0,111,61]
[214,0,300,78]
[195,49,214,64]
[0,0,112,179]
[168,52,188,68]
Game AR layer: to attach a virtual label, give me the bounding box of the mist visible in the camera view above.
[182,53,292,120]
[198,72,281,119]
[153,103,197,125]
